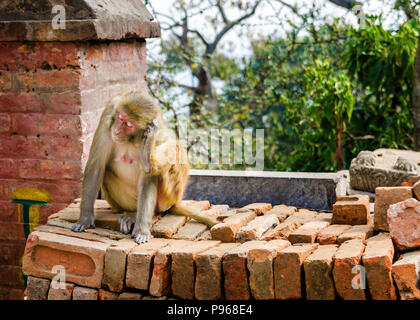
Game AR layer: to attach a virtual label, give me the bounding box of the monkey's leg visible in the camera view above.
[132,175,158,243]
[141,119,159,174]
[72,166,103,232]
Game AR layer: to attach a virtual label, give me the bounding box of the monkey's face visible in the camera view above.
[111,112,137,143]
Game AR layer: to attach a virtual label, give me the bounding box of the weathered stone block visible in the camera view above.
[149,240,193,297]
[210,211,257,242]
[26,276,50,300]
[387,198,420,251]
[118,292,142,300]
[317,224,352,245]
[260,220,301,241]
[22,231,110,288]
[392,250,420,300]
[126,238,169,290]
[274,243,318,300]
[222,241,266,300]
[374,186,412,231]
[72,286,98,300]
[264,204,297,222]
[332,239,366,300]
[171,240,220,300]
[151,214,187,238]
[304,244,338,300]
[337,224,374,244]
[332,195,370,225]
[236,214,278,242]
[247,240,291,300]
[237,203,272,215]
[48,283,74,300]
[194,243,239,300]
[362,233,396,300]
[102,238,137,292]
[288,221,329,244]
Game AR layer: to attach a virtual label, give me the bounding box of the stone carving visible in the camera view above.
[349,149,420,193]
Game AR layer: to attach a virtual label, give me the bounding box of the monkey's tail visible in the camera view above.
[169,204,219,227]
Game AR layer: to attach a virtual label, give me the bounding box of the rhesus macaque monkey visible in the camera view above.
[72,90,219,243]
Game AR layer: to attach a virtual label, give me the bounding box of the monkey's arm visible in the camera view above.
[72,124,113,232]
[141,119,160,174]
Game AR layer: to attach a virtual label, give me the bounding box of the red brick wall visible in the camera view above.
[0,39,147,298]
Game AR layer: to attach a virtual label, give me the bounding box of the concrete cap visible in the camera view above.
[0,0,160,41]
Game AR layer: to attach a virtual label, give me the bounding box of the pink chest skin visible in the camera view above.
[121,155,134,164]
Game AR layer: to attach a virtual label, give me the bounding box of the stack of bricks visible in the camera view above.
[21,197,419,300]
[0,0,159,298]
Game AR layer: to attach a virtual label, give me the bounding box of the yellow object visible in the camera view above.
[11,188,51,203]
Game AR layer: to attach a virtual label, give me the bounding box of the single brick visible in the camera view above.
[237,203,272,215]
[26,276,50,300]
[317,224,352,245]
[149,240,194,297]
[288,221,330,244]
[314,212,333,223]
[196,230,212,241]
[47,283,74,300]
[210,211,257,242]
[392,250,420,300]
[274,243,319,300]
[222,241,266,300]
[202,205,230,219]
[151,214,187,238]
[332,195,370,225]
[195,243,240,300]
[126,238,170,290]
[260,220,301,241]
[173,221,208,240]
[284,209,318,225]
[34,224,115,244]
[387,198,420,251]
[118,292,142,300]
[236,214,278,242]
[304,244,338,300]
[98,289,119,300]
[180,200,211,212]
[103,238,138,292]
[22,231,110,288]
[374,186,413,231]
[332,239,366,300]
[72,287,98,300]
[337,224,374,244]
[171,240,220,300]
[362,233,397,300]
[247,240,291,300]
[218,209,237,221]
[264,205,297,222]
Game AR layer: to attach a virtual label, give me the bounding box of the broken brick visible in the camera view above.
[126,238,170,290]
[236,214,278,242]
[72,286,98,300]
[374,186,412,231]
[274,243,318,300]
[303,244,338,300]
[47,283,74,300]
[151,214,187,238]
[194,243,239,300]
[332,239,366,300]
[317,224,352,245]
[98,289,119,300]
[332,195,370,225]
[392,250,420,300]
[247,240,291,300]
[26,276,50,300]
[264,205,297,222]
[337,223,374,244]
[210,211,257,242]
[237,203,272,215]
[362,233,396,300]
[260,220,301,241]
[288,221,329,244]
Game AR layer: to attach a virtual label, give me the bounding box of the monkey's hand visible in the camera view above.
[118,214,135,235]
[141,119,159,174]
[71,212,95,232]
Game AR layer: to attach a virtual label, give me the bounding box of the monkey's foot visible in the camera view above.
[71,220,95,232]
[118,214,135,235]
[134,234,151,244]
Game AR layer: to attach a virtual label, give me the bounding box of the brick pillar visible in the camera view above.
[0,0,159,299]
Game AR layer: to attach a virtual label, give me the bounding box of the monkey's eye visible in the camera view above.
[126,121,133,128]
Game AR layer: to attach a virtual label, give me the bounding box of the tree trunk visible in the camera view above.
[413,35,420,150]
